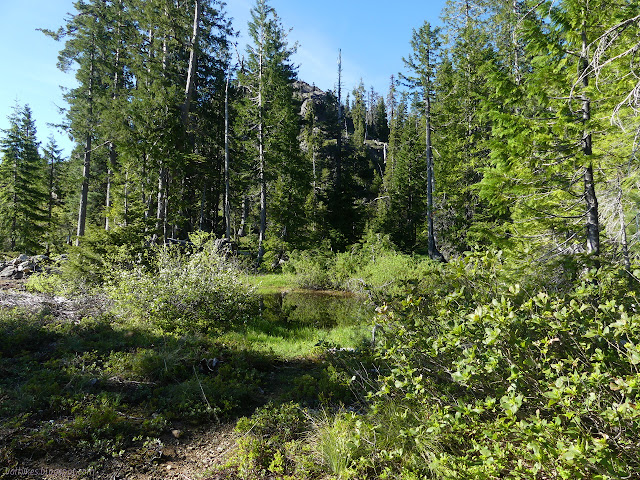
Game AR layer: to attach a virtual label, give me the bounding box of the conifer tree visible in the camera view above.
[0,105,48,252]
[402,21,445,261]
[435,0,497,252]
[236,0,301,264]
[480,0,633,264]
[351,81,367,149]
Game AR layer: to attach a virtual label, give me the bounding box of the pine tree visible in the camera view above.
[479,0,634,265]
[402,22,445,261]
[434,0,497,252]
[42,137,69,252]
[236,0,301,264]
[0,105,48,252]
[350,81,367,149]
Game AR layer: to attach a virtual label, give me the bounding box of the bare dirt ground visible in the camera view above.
[0,280,77,318]
[7,423,240,480]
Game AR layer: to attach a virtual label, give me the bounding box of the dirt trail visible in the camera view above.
[7,423,239,480]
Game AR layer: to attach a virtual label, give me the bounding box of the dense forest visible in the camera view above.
[2,0,635,267]
[3,0,640,479]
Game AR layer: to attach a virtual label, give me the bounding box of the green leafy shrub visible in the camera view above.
[233,402,310,477]
[285,247,335,290]
[56,224,150,291]
[108,237,257,334]
[25,271,64,295]
[286,232,444,299]
[368,263,640,479]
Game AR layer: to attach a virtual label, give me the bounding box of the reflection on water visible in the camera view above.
[260,291,374,329]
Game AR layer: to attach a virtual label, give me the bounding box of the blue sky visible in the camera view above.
[0,0,446,157]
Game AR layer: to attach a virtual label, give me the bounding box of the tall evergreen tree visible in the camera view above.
[402,21,445,260]
[236,0,301,264]
[434,0,497,252]
[479,0,634,265]
[0,105,48,252]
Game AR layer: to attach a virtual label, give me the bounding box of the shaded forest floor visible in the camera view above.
[0,280,370,480]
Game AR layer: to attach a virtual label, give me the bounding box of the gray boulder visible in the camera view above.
[0,265,17,278]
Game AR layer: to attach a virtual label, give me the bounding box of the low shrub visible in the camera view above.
[233,402,311,477]
[108,235,257,334]
[368,263,640,479]
[284,248,335,290]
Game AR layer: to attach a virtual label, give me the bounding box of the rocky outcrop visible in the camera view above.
[0,254,55,280]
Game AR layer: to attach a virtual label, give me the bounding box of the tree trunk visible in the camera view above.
[258,124,267,263]
[182,0,200,130]
[199,183,206,231]
[156,164,167,239]
[11,155,17,251]
[425,91,443,261]
[336,49,343,190]
[105,143,116,231]
[76,134,92,244]
[48,150,55,251]
[238,197,249,237]
[581,26,600,260]
[257,37,266,265]
[76,49,94,245]
[106,7,122,232]
[124,170,129,227]
[224,71,232,241]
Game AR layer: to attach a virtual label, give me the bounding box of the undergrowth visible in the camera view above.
[12,230,640,480]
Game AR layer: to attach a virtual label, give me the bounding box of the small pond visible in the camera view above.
[259,290,375,329]
[238,290,376,356]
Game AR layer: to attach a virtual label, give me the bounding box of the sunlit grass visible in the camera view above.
[220,322,371,358]
[244,272,298,294]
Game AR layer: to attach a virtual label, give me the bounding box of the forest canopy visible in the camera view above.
[1,0,640,271]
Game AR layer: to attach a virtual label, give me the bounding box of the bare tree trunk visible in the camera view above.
[76,134,92,244]
[156,164,167,239]
[425,85,443,261]
[336,49,343,190]
[76,49,94,245]
[182,0,200,129]
[224,71,232,241]
[123,170,129,227]
[258,124,267,263]
[199,183,206,231]
[142,152,149,222]
[105,144,116,230]
[581,26,600,260]
[48,151,55,229]
[238,197,249,237]
[11,155,17,250]
[512,0,521,85]
[257,37,266,265]
[106,5,121,232]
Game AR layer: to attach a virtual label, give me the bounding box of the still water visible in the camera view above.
[259,290,375,329]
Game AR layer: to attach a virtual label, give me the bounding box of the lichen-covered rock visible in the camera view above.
[0,265,17,278]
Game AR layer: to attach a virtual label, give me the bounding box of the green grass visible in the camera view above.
[244,272,298,294]
[221,323,371,358]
